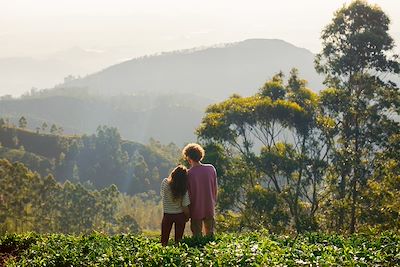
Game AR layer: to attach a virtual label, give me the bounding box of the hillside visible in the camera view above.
[0,94,208,144]
[60,39,322,100]
[59,39,324,99]
[0,125,178,194]
[0,47,128,96]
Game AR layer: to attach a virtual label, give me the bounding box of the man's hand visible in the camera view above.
[183,206,190,222]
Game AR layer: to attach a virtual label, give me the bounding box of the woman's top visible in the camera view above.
[187,164,218,220]
[160,178,190,214]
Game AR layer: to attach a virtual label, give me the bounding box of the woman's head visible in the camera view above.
[169,165,188,200]
[182,143,205,163]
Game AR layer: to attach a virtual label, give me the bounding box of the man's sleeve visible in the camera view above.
[187,175,192,198]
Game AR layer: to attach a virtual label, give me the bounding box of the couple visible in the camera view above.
[160,143,218,246]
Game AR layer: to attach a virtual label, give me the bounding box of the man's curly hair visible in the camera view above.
[182,143,205,162]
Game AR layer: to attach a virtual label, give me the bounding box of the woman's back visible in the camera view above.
[161,178,190,214]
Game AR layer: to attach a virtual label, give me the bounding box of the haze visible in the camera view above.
[1,0,399,96]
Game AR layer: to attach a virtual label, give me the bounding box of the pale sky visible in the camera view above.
[0,0,399,96]
[1,0,399,58]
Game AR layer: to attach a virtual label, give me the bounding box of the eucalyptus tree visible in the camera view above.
[315,0,400,233]
[359,134,400,230]
[0,159,42,232]
[198,70,330,232]
[94,184,120,233]
[57,181,97,233]
[33,174,62,233]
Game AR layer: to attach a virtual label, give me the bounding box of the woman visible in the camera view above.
[160,165,190,246]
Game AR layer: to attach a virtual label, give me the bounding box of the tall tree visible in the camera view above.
[50,124,58,134]
[41,122,48,132]
[315,0,400,233]
[18,116,27,129]
[198,70,329,232]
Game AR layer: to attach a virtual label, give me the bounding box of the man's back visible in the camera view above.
[187,164,217,220]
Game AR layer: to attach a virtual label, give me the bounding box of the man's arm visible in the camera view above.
[213,167,218,201]
[182,205,190,221]
[182,191,191,221]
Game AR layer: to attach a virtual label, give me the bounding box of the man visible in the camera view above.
[182,143,218,236]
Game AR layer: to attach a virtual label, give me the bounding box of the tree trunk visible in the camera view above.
[350,110,360,234]
[337,174,346,231]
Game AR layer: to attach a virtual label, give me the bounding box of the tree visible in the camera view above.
[50,124,58,134]
[315,0,400,233]
[33,174,62,233]
[0,160,41,232]
[57,181,97,234]
[18,116,27,129]
[115,214,140,234]
[95,185,120,233]
[0,159,150,234]
[41,122,48,132]
[78,126,130,189]
[0,118,5,128]
[198,70,330,232]
[359,134,400,230]
[57,126,64,135]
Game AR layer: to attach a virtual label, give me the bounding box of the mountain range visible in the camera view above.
[1,39,325,144]
[60,39,324,99]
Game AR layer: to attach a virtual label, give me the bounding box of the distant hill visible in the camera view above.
[0,39,327,145]
[0,57,76,96]
[0,47,128,96]
[0,94,209,144]
[60,39,325,99]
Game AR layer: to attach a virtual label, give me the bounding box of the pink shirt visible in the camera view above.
[187,164,218,220]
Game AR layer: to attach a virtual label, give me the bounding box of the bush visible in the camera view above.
[3,231,399,266]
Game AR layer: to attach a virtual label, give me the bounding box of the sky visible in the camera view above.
[1,0,399,57]
[0,0,399,95]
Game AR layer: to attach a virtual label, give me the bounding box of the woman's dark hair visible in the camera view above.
[169,165,188,201]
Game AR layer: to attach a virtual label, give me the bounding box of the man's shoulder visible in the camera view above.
[203,164,216,173]
[201,163,216,170]
[188,164,216,174]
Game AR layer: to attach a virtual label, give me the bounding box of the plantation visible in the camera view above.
[1,231,399,266]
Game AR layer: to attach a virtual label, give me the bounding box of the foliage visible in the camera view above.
[1,0,399,238]
[0,124,177,195]
[315,0,399,78]
[116,192,163,232]
[0,147,54,177]
[18,117,27,129]
[358,134,400,230]
[2,231,400,266]
[315,0,400,233]
[0,159,140,235]
[197,69,329,233]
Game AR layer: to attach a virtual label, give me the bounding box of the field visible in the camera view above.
[1,231,399,266]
